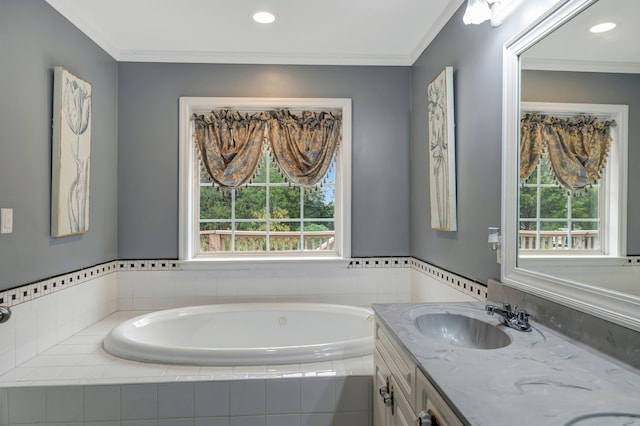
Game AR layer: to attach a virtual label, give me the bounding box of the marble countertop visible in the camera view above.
[372,302,640,426]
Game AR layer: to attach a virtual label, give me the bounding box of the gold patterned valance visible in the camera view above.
[268,110,342,187]
[520,113,615,192]
[192,110,267,188]
[192,108,342,189]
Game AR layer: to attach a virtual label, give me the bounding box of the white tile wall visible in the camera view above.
[410,258,487,302]
[116,258,413,311]
[0,266,118,377]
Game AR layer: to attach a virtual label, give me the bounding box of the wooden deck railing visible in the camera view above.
[519,230,599,251]
[200,230,335,252]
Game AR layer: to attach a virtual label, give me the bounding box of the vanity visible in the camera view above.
[373,302,640,426]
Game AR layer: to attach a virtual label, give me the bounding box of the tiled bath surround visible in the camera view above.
[0,375,373,425]
[0,257,482,425]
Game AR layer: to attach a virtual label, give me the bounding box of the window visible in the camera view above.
[199,151,336,253]
[518,102,627,258]
[179,97,351,262]
[520,152,601,252]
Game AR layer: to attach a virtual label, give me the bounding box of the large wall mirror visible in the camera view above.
[502,0,640,331]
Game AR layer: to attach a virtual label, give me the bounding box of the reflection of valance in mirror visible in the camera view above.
[192,109,342,189]
[520,113,615,191]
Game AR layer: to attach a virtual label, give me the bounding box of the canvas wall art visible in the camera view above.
[427,66,457,231]
[51,67,92,237]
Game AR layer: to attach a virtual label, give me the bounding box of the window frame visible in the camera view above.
[518,101,628,266]
[179,97,352,264]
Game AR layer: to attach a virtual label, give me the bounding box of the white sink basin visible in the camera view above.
[413,313,512,350]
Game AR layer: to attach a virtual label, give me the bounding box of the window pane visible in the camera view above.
[304,188,335,220]
[540,187,567,218]
[250,154,268,184]
[572,187,599,219]
[540,221,567,231]
[200,186,232,220]
[270,186,301,219]
[270,223,301,251]
[519,220,536,231]
[519,186,537,219]
[539,155,556,184]
[304,222,335,252]
[200,222,232,252]
[235,187,266,219]
[524,166,538,184]
[572,221,600,250]
[539,221,568,250]
[199,166,210,184]
[234,223,266,251]
[270,163,286,183]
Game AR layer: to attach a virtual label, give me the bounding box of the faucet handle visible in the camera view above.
[502,302,512,312]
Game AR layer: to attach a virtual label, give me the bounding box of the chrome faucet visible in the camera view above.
[485,303,531,332]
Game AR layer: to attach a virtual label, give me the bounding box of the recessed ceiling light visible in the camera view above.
[251,11,277,24]
[589,22,616,33]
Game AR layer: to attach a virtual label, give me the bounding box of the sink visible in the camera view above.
[413,313,511,350]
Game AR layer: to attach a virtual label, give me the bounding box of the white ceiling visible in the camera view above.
[522,0,640,73]
[45,0,464,66]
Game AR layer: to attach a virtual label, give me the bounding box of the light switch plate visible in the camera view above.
[1,208,13,234]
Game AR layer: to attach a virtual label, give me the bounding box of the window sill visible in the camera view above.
[518,255,629,268]
[179,255,351,271]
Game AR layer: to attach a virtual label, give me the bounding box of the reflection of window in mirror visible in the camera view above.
[519,102,628,258]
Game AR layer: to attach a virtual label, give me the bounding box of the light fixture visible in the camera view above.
[251,10,277,24]
[463,0,492,25]
[589,22,616,33]
[488,227,500,251]
[463,0,523,27]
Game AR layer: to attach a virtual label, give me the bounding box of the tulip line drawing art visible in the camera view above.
[427,67,457,231]
[52,67,92,237]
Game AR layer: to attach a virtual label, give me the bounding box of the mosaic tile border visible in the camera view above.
[0,256,486,308]
[0,261,119,308]
[115,259,181,271]
[410,258,488,301]
[348,257,411,268]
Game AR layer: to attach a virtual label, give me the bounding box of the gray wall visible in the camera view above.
[117,64,411,259]
[522,70,640,254]
[409,1,558,283]
[0,1,118,291]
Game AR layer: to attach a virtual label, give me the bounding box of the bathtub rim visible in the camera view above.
[103,302,374,366]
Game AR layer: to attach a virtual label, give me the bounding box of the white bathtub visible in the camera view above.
[103,303,374,365]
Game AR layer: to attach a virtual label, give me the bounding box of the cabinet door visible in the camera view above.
[415,369,464,426]
[374,349,393,426]
[392,375,416,426]
[376,322,416,411]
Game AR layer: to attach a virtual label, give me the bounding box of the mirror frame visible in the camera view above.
[501,0,640,332]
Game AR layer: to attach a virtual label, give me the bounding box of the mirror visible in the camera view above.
[502,0,640,332]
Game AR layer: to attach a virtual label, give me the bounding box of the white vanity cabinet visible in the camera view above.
[374,320,464,426]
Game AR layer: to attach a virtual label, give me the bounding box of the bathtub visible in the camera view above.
[103,303,374,365]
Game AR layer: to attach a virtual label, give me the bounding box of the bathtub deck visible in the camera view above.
[0,311,374,387]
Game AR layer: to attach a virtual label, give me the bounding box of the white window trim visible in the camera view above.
[178,97,352,267]
[518,101,628,269]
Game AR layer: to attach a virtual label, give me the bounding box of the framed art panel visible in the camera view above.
[427,66,457,231]
[51,67,92,237]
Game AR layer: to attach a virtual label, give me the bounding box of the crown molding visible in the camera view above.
[45,0,120,60]
[409,0,465,64]
[522,58,640,74]
[118,49,412,66]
